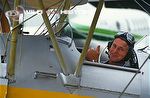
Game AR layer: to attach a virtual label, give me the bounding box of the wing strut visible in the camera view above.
[7,0,21,77]
[37,0,69,75]
[74,0,104,77]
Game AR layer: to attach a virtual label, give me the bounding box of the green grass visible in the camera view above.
[72,23,142,41]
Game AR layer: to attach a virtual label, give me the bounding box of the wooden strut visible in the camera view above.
[7,0,21,76]
[37,0,69,75]
[74,0,104,77]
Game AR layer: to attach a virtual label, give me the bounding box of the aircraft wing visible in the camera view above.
[0,0,88,10]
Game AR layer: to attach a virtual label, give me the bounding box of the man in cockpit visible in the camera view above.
[85,31,139,69]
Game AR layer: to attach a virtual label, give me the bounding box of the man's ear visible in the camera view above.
[96,45,100,54]
[107,41,113,50]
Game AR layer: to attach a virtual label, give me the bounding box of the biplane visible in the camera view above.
[0,0,150,98]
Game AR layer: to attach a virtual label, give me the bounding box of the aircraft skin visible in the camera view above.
[0,33,149,98]
[0,0,150,98]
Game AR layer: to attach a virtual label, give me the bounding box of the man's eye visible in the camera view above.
[112,44,116,48]
[119,48,125,52]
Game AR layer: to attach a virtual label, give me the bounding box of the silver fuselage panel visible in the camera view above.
[0,34,149,98]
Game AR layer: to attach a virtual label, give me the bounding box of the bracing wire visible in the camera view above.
[118,56,149,98]
[34,9,56,35]
[70,0,84,10]
[18,5,26,68]
[10,1,64,34]
[37,0,83,35]
[34,0,65,35]
[141,0,150,7]
[134,0,150,15]
[119,1,150,97]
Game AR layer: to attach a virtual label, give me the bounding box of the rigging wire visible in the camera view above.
[34,0,64,35]
[36,0,83,36]
[40,0,68,36]
[118,55,149,98]
[141,0,150,7]
[10,1,64,34]
[134,0,150,15]
[33,9,55,35]
[70,0,84,10]
[36,0,84,48]
[39,18,60,35]
[17,5,25,68]
[118,0,150,97]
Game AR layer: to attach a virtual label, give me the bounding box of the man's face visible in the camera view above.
[109,38,129,64]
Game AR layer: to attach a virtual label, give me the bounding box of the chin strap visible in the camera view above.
[129,49,139,69]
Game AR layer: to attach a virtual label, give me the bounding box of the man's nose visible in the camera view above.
[112,47,118,53]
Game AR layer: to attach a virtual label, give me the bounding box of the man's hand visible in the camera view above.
[85,45,100,62]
